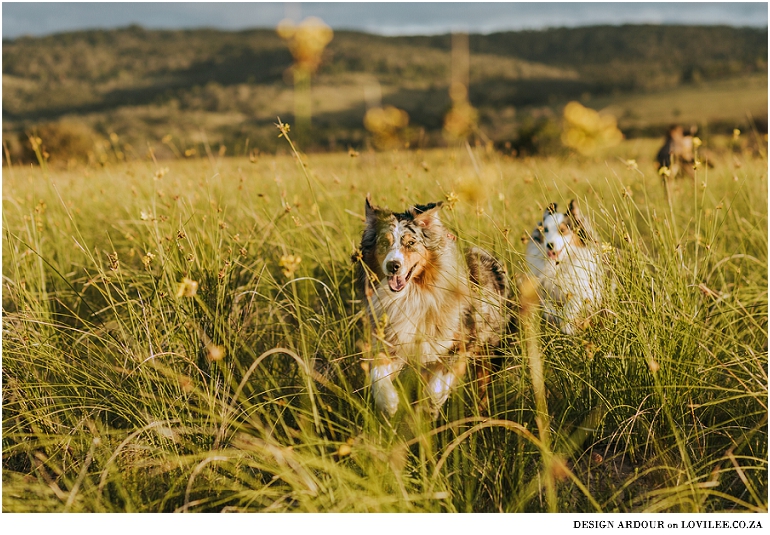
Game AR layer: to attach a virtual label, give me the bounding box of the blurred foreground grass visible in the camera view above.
[2,137,767,512]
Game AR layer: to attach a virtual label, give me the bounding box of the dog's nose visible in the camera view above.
[386,260,401,274]
[546,242,554,250]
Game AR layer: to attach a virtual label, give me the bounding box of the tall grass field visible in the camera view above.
[2,131,767,513]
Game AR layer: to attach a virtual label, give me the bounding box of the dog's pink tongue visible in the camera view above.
[388,275,406,292]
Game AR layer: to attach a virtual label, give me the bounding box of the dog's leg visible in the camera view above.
[560,296,588,335]
[370,355,404,418]
[423,356,467,419]
[543,302,559,328]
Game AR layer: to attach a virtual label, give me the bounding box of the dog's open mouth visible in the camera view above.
[387,263,417,292]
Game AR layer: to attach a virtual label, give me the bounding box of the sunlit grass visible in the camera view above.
[2,133,767,512]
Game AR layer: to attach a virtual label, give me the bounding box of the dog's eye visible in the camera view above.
[544,227,550,234]
[559,223,569,234]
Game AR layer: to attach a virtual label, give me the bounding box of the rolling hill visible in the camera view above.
[2,24,767,162]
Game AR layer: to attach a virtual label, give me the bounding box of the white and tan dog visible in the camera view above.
[525,200,606,335]
[354,196,508,418]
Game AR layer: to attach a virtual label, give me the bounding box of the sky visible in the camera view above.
[2,2,768,39]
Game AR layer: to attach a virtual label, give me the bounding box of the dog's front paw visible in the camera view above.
[370,360,403,418]
[376,386,400,418]
[561,314,592,334]
[560,321,578,335]
[372,377,400,418]
[425,366,456,417]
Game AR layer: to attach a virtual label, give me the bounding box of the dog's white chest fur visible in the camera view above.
[370,267,467,363]
[528,245,601,297]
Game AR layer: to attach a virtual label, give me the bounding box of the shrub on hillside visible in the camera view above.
[17,121,97,166]
[510,115,564,156]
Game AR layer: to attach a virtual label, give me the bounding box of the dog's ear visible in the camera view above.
[545,202,558,217]
[531,221,544,244]
[411,202,444,228]
[365,194,380,226]
[567,199,598,244]
[567,199,582,220]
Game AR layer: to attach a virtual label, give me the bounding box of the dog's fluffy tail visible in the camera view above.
[466,246,508,299]
[465,245,510,360]
[464,247,510,410]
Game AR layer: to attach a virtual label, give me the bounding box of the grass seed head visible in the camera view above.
[178,375,194,393]
[276,120,291,138]
[107,252,119,271]
[176,277,199,298]
[207,344,225,362]
[444,191,459,209]
[279,254,302,278]
[142,251,155,268]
